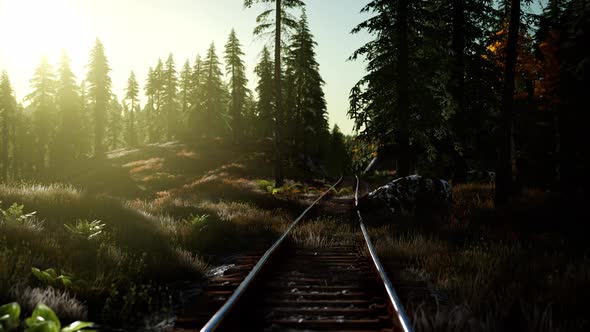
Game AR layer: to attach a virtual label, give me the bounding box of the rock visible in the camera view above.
[358,175,452,217]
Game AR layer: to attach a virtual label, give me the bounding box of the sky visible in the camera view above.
[0,0,372,134]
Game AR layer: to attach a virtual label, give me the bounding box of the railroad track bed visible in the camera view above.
[175,176,419,331]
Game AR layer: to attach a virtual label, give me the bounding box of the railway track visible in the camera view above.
[184,176,414,332]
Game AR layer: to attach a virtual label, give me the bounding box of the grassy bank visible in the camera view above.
[369,183,590,332]
[0,142,334,330]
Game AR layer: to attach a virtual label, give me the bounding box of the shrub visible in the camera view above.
[183,214,209,227]
[0,202,38,226]
[31,268,89,294]
[64,220,106,240]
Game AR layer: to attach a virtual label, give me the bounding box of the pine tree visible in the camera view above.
[326,125,349,175]
[348,0,478,176]
[495,0,521,207]
[78,81,93,158]
[201,42,226,137]
[54,50,81,166]
[13,104,34,179]
[26,56,57,170]
[179,59,192,136]
[124,71,139,147]
[107,95,123,150]
[162,54,178,140]
[255,46,275,139]
[86,38,112,158]
[144,67,158,143]
[0,71,16,180]
[224,29,249,142]
[189,55,203,138]
[245,0,306,187]
[285,10,329,159]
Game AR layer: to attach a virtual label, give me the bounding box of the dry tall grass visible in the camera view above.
[364,183,590,332]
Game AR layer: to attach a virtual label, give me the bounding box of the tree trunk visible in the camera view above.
[495,0,520,207]
[451,0,468,181]
[396,0,410,177]
[274,0,284,187]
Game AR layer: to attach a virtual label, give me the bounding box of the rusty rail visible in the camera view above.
[355,175,415,332]
[200,176,343,332]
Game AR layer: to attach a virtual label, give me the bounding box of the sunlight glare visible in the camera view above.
[0,0,89,74]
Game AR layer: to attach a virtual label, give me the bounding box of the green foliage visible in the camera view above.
[0,302,20,331]
[31,268,89,293]
[224,29,250,141]
[85,38,112,157]
[0,302,93,332]
[183,214,209,227]
[25,304,93,332]
[162,54,179,140]
[63,219,105,240]
[200,43,227,137]
[284,10,330,160]
[0,71,16,181]
[0,202,37,225]
[254,179,275,192]
[254,47,275,138]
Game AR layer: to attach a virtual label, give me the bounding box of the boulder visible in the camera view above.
[358,175,452,218]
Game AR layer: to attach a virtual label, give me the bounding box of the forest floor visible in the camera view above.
[1,141,589,331]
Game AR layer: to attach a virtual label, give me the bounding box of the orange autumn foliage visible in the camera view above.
[486,24,541,99]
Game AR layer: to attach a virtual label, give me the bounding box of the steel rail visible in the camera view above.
[200,176,344,332]
[354,175,415,332]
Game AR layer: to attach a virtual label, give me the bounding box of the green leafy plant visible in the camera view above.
[184,214,209,227]
[254,179,275,192]
[31,268,88,293]
[0,302,20,331]
[0,302,93,332]
[0,202,37,225]
[25,303,94,332]
[64,220,105,240]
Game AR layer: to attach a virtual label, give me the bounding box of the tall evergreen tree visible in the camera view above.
[224,29,249,142]
[348,0,492,177]
[179,59,192,135]
[86,38,112,158]
[255,46,275,139]
[444,0,498,179]
[326,125,349,175]
[26,56,56,169]
[285,10,329,159]
[78,81,93,158]
[124,71,139,147]
[144,67,158,143]
[189,55,204,138]
[162,54,178,140]
[13,104,34,179]
[0,71,16,180]
[107,95,124,150]
[54,50,81,166]
[495,0,521,206]
[245,0,305,187]
[201,42,226,137]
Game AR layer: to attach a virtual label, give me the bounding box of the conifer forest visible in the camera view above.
[0,1,588,331]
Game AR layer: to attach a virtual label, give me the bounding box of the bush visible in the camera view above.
[64,220,106,240]
[0,202,39,229]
